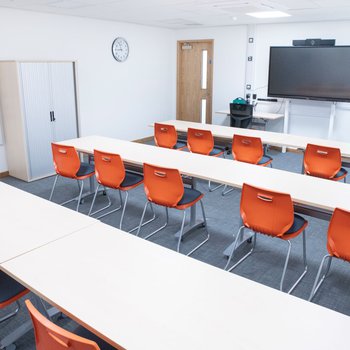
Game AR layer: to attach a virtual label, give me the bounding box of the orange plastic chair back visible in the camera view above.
[232,135,263,164]
[25,300,100,350]
[94,150,126,189]
[143,163,184,207]
[304,144,341,179]
[51,143,80,179]
[187,128,214,155]
[327,208,350,261]
[240,183,294,237]
[154,123,178,149]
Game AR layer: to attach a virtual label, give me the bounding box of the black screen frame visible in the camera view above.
[268,46,350,102]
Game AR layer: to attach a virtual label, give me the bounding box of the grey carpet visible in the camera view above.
[1,148,350,350]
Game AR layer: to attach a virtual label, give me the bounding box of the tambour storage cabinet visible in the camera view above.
[0,61,78,181]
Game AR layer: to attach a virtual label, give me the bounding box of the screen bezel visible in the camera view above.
[267,46,350,102]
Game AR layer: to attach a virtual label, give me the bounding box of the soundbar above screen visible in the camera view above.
[268,46,350,102]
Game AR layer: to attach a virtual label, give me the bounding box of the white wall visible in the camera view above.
[0,8,175,172]
[175,26,247,126]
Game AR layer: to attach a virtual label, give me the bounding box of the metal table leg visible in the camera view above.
[223,218,252,257]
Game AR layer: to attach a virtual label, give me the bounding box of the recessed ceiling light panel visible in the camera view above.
[246,10,291,18]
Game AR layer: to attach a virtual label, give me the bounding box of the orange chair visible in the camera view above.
[136,163,209,256]
[154,123,187,150]
[225,183,308,294]
[232,135,272,167]
[303,143,347,182]
[25,299,116,350]
[223,135,273,196]
[309,208,350,301]
[0,271,29,324]
[88,150,154,231]
[50,143,95,211]
[187,127,226,191]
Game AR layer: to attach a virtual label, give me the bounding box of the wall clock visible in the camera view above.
[112,37,129,62]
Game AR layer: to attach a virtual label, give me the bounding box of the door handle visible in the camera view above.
[52,111,56,122]
[49,111,53,122]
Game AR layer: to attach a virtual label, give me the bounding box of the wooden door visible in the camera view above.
[177,40,213,124]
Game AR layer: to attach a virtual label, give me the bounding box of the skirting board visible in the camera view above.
[269,146,302,154]
[0,171,9,178]
[133,136,153,144]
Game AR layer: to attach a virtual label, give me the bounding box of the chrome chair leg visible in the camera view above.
[129,203,156,233]
[136,203,169,239]
[208,180,225,192]
[143,206,169,240]
[280,230,308,294]
[89,185,122,219]
[179,199,210,256]
[0,301,20,324]
[309,254,333,301]
[49,174,59,201]
[222,185,234,196]
[60,179,85,211]
[225,227,256,272]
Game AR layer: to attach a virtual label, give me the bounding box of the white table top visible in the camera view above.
[0,182,97,263]
[216,110,284,120]
[2,222,350,350]
[160,119,350,158]
[59,135,350,213]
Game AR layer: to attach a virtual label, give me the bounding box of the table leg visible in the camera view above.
[88,154,95,193]
[223,218,252,257]
[175,177,205,239]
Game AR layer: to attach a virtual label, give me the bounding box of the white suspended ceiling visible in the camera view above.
[0,0,349,29]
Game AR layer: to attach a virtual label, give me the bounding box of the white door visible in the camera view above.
[20,63,54,180]
[49,63,78,142]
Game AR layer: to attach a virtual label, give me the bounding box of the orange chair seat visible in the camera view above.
[332,167,348,181]
[0,271,29,308]
[76,162,95,179]
[257,155,273,166]
[209,147,225,157]
[176,188,203,210]
[173,141,187,150]
[119,171,144,191]
[282,214,308,240]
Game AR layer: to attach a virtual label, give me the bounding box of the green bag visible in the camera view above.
[232,97,247,104]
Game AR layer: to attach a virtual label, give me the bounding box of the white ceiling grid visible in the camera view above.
[0,0,349,28]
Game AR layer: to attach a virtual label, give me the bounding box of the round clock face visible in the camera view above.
[112,37,129,62]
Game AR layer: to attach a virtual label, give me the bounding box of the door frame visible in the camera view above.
[176,39,214,124]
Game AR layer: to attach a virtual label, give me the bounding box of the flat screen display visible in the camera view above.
[268,46,350,102]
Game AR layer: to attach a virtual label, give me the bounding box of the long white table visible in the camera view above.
[59,136,350,218]
[2,222,350,350]
[0,182,98,263]
[0,181,99,349]
[159,119,350,161]
[216,109,284,120]
[216,110,284,130]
